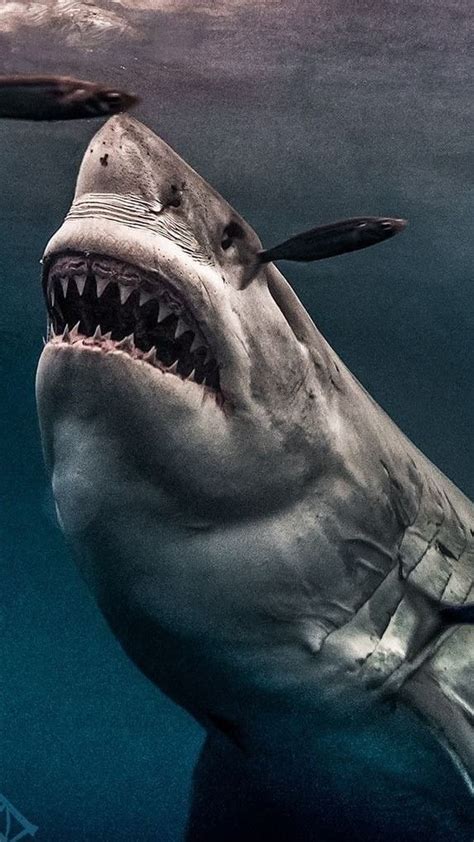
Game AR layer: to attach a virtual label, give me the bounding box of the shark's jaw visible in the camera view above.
[43,250,223,397]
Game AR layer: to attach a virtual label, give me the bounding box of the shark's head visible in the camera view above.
[37,114,342,530]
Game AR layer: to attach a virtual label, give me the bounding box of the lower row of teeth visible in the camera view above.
[47,322,213,385]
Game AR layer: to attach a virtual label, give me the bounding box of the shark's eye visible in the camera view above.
[101,91,124,112]
[221,222,244,250]
[103,91,122,102]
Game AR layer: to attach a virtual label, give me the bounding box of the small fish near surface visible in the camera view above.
[259,216,407,263]
[0,75,139,121]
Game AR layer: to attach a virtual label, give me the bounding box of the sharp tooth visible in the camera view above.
[175,317,189,339]
[139,290,155,306]
[60,277,68,297]
[51,325,57,338]
[74,274,87,296]
[119,285,134,304]
[157,301,173,322]
[62,325,71,343]
[70,321,81,340]
[190,334,206,353]
[143,347,157,365]
[42,336,47,346]
[50,286,55,307]
[166,360,179,374]
[92,325,102,341]
[116,334,135,351]
[187,369,196,382]
[96,277,110,298]
[102,331,112,341]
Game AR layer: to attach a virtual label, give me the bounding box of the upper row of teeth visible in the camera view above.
[50,273,159,305]
[50,272,179,309]
[49,273,208,354]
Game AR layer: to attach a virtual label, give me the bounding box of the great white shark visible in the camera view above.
[36,115,473,841]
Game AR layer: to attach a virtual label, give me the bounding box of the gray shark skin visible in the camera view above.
[36,115,473,841]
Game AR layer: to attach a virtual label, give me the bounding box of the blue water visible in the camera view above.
[1,2,472,839]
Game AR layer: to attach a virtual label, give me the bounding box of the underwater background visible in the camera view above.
[0,1,472,839]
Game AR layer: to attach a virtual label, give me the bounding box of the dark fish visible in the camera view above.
[404,577,474,626]
[0,75,139,121]
[439,603,474,624]
[259,216,407,263]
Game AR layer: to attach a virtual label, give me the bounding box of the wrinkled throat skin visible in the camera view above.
[35,116,473,841]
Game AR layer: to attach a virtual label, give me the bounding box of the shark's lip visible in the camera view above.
[42,249,225,403]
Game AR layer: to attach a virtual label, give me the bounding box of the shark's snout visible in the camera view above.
[77,113,188,210]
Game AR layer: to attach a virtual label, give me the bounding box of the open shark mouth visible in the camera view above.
[43,252,221,393]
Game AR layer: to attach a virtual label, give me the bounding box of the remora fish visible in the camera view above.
[36,115,474,842]
[259,216,407,263]
[0,75,138,120]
